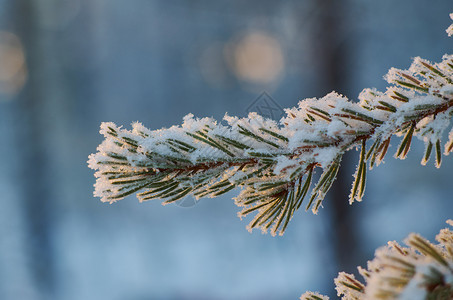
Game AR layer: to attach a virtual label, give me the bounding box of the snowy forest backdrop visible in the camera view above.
[0,1,452,299]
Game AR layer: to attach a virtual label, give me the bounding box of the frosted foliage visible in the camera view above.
[89,16,453,236]
[87,13,453,300]
[334,272,364,299]
[447,13,453,37]
[309,220,453,300]
[300,291,330,300]
[416,107,453,143]
[89,52,453,236]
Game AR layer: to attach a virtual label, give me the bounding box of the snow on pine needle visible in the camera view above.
[89,53,453,236]
[301,220,453,300]
[447,13,453,37]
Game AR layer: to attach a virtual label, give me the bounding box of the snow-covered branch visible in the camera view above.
[302,220,453,300]
[88,53,453,236]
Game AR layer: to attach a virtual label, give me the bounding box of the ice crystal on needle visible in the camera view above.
[89,55,453,236]
[303,220,453,300]
[447,13,453,36]
[89,16,453,237]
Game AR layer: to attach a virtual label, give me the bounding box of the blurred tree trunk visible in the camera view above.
[11,1,56,298]
[313,0,361,275]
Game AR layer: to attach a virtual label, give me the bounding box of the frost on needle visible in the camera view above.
[89,54,453,236]
[302,220,453,300]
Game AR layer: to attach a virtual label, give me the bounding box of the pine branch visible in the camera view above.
[302,220,453,300]
[89,14,453,237]
[88,54,453,236]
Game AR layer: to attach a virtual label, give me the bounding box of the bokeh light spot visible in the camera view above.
[226,32,284,84]
[0,31,27,98]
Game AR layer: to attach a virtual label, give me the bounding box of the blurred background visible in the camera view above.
[0,1,452,299]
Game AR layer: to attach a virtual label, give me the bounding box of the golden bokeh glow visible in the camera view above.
[227,32,284,84]
[0,31,27,98]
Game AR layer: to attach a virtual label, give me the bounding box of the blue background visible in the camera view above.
[0,1,452,299]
